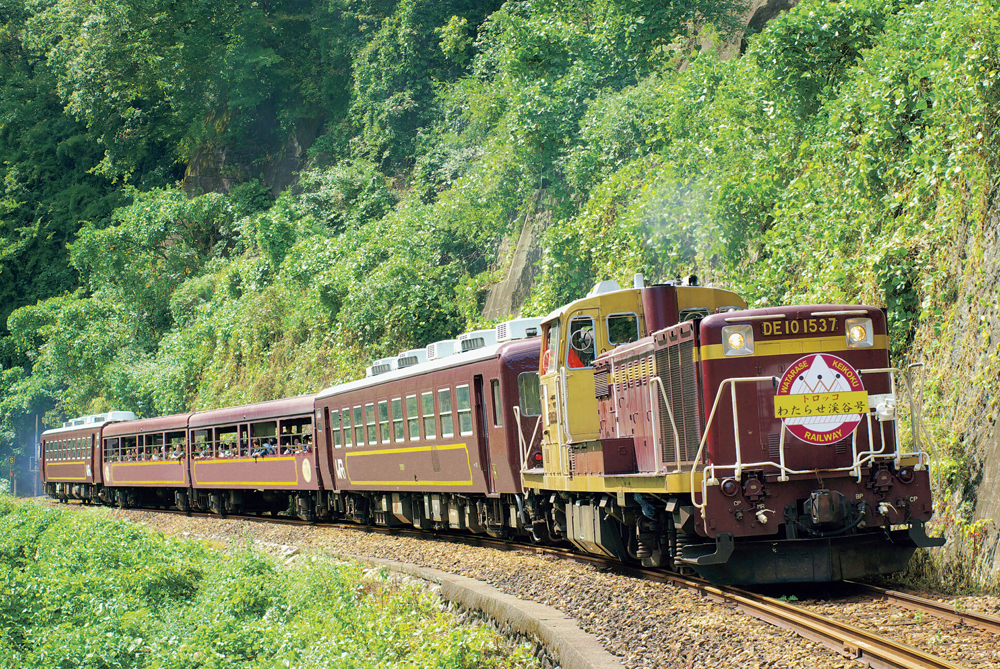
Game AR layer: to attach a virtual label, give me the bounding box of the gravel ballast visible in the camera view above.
[104,509,998,669]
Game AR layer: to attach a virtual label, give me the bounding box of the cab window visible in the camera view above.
[567,316,596,369]
[517,372,542,417]
[607,313,639,346]
[542,322,560,373]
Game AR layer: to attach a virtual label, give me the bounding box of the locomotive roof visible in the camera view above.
[188,394,318,429]
[103,413,193,437]
[317,338,540,401]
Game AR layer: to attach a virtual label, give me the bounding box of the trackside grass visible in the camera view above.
[0,498,538,669]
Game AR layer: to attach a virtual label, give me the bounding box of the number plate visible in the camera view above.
[761,317,839,337]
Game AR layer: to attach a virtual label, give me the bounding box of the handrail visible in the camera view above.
[689,376,776,515]
[513,405,543,470]
[690,368,932,518]
[558,367,574,444]
[649,376,683,472]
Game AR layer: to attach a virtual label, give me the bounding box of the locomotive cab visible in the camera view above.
[531,278,746,481]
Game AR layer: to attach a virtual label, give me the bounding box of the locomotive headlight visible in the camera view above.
[722,325,754,356]
[845,317,874,348]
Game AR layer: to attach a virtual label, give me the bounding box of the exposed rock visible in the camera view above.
[482,192,553,320]
[938,187,1000,577]
[182,111,321,198]
[700,0,800,61]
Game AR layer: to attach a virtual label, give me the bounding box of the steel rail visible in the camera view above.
[848,580,1000,636]
[700,584,966,669]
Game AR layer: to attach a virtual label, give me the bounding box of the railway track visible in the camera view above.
[59,501,989,669]
[847,581,1000,637]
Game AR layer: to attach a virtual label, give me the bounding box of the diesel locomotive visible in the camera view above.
[41,277,942,584]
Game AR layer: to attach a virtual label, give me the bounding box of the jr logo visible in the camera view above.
[335,459,347,480]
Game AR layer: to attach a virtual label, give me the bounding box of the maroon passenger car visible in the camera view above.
[184,395,322,518]
[313,327,542,536]
[41,411,135,502]
[101,413,192,508]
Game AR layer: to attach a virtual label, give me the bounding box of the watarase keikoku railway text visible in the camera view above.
[40,275,943,585]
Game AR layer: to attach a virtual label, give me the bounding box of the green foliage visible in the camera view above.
[351,0,503,167]
[8,0,996,525]
[0,0,120,355]
[438,15,474,64]
[0,499,538,668]
[753,0,904,117]
[293,160,398,233]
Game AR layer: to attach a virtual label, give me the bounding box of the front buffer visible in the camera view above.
[683,520,942,585]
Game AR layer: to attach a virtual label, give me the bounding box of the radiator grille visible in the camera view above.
[594,369,610,399]
[655,338,700,464]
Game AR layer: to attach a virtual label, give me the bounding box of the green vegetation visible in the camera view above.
[0,498,537,668]
[3,0,1000,584]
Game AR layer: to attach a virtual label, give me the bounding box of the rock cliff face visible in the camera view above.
[183,113,321,198]
[481,193,552,321]
[923,190,1000,578]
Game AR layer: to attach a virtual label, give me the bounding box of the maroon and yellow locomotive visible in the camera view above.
[521,276,941,584]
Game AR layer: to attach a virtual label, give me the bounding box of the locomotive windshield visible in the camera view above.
[567,316,596,368]
[542,322,560,373]
[607,313,639,345]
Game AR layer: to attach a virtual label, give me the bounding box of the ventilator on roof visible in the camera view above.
[426,339,460,361]
[366,357,398,377]
[396,348,428,369]
[496,317,543,342]
[587,279,623,297]
[458,329,497,352]
[62,411,135,428]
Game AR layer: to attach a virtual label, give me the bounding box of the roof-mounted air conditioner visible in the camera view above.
[396,348,428,369]
[496,317,544,342]
[366,357,398,378]
[427,339,460,361]
[458,329,497,352]
[61,411,135,428]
